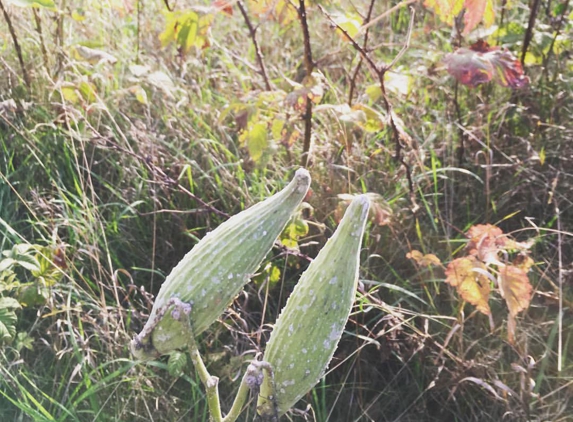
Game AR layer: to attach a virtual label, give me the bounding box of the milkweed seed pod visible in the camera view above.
[131,169,311,360]
[257,194,370,419]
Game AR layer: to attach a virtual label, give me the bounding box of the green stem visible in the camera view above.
[221,371,251,422]
[188,339,223,422]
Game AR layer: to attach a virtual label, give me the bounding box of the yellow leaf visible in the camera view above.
[385,71,411,97]
[482,0,495,27]
[445,256,491,315]
[247,0,297,25]
[60,84,80,104]
[332,12,362,41]
[498,265,532,317]
[130,85,148,105]
[424,0,464,26]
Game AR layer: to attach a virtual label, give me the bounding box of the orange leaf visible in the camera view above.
[445,256,491,315]
[498,265,532,317]
[463,0,488,35]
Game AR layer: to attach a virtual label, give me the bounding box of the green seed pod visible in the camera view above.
[257,195,370,419]
[131,169,311,360]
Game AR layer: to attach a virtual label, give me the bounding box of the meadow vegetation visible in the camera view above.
[0,0,572,420]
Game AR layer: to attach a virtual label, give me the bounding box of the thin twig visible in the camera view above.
[0,0,31,88]
[237,1,272,91]
[348,0,376,106]
[297,0,315,168]
[33,8,49,73]
[358,0,417,34]
[543,0,570,79]
[320,5,416,195]
[386,9,416,70]
[555,196,563,372]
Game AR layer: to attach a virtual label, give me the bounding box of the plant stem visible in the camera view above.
[0,0,30,88]
[188,339,223,422]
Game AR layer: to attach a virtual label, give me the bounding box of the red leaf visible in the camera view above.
[444,41,529,88]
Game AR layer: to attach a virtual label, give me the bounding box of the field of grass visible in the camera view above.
[0,0,572,421]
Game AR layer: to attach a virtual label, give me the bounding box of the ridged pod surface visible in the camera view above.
[257,195,370,419]
[131,169,311,360]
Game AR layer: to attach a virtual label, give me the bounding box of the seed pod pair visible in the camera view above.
[131,169,311,360]
[257,195,370,419]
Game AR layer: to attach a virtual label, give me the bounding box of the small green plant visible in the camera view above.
[131,171,370,421]
[0,243,64,350]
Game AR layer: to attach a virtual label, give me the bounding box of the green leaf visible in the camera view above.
[167,351,188,377]
[0,308,17,343]
[0,297,22,309]
[244,122,268,162]
[0,258,16,273]
[15,332,34,352]
[15,254,41,273]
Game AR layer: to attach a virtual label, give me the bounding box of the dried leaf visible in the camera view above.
[466,223,506,264]
[444,41,529,88]
[73,46,118,65]
[212,0,233,15]
[512,254,534,273]
[445,256,491,315]
[407,250,442,267]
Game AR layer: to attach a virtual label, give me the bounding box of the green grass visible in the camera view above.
[1,0,572,420]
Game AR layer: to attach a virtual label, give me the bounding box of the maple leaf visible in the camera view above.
[444,41,529,88]
[407,250,442,267]
[445,256,491,315]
